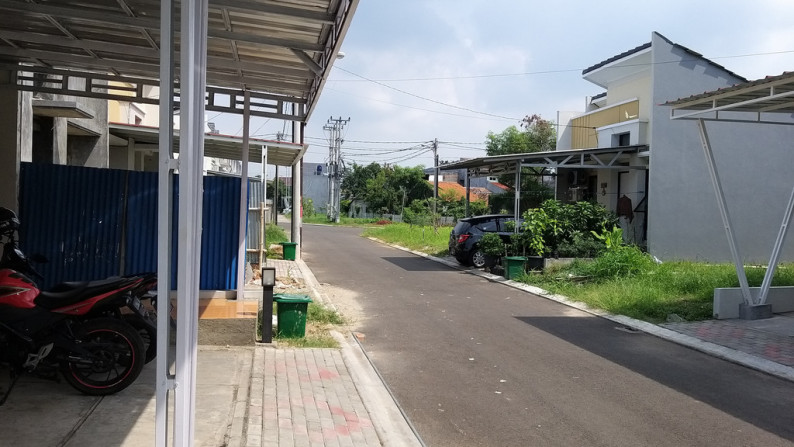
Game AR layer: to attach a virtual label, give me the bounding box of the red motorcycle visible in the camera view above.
[0,208,148,403]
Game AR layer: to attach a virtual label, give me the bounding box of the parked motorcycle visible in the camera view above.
[0,208,149,403]
[0,207,160,364]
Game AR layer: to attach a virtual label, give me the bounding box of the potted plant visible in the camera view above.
[478,232,505,270]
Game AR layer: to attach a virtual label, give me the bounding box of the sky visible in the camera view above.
[214,0,794,172]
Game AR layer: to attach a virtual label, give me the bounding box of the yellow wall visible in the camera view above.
[107,81,135,123]
[570,100,639,149]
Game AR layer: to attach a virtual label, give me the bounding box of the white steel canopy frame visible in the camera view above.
[668,72,794,308]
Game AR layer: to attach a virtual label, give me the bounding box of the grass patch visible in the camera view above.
[271,301,346,348]
[303,215,381,226]
[527,260,794,323]
[361,223,452,257]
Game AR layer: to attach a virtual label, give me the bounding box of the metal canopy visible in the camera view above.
[667,71,794,124]
[440,145,648,176]
[109,122,306,166]
[0,0,357,121]
[667,71,794,310]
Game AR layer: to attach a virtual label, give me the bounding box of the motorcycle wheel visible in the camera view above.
[123,315,156,364]
[61,318,146,396]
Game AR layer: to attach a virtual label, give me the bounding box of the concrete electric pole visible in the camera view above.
[324,117,350,223]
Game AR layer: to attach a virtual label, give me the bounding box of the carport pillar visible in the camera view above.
[291,117,303,260]
[155,0,175,446]
[513,163,521,233]
[236,91,251,298]
[697,119,753,305]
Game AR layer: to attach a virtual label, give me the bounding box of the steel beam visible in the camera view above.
[697,119,753,305]
[155,1,175,446]
[758,185,794,304]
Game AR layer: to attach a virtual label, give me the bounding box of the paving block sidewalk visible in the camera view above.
[247,347,381,447]
[662,314,794,368]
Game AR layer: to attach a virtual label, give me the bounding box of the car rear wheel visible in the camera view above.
[469,249,486,268]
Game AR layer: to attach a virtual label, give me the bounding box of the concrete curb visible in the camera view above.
[295,258,425,447]
[367,237,794,384]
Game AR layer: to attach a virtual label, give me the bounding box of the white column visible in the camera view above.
[155,0,175,446]
[174,0,209,445]
[236,91,251,298]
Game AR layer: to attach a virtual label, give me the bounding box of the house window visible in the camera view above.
[614,132,630,147]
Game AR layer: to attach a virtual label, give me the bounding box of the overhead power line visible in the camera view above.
[334,67,522,121]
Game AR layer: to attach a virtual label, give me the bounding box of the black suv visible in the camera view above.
[448,214,520,268]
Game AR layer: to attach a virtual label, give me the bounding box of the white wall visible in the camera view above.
[647,33,794,262]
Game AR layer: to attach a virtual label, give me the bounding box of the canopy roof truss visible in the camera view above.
[0,0,356,121]
[441,145,648,177]
[667,71,794,310]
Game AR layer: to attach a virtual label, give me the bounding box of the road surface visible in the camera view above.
[303,225,794,447]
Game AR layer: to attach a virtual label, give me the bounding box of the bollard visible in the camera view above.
[260,266,276,343]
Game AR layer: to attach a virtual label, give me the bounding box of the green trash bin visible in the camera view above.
[502,256,527,280]
[280,242,298,261]
[274,293,312,338]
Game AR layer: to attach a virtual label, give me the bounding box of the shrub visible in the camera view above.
[479,232,505,257]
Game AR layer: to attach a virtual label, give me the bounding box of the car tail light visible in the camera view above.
[457,234,470,244]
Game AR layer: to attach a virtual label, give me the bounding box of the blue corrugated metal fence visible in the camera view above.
[18,163,241,290]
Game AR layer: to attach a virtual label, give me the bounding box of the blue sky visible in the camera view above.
[215,1,794,171]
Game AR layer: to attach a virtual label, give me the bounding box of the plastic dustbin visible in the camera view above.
[280,242,298,261]
[502,256,527,280]
[274,293,312,338]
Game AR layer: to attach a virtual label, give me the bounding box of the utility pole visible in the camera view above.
[324,117,350,223]
[433,138,439,225]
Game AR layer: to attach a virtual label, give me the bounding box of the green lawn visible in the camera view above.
[523,260,794,323]
[361,223,452,258]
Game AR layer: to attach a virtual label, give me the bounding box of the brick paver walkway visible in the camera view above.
[662,319,794,367]
[247,347,380,447]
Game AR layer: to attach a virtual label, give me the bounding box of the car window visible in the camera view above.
[453,221,471,234]
[477,219,498,232]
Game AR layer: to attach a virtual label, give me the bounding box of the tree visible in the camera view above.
[341,163,432,215]
[365,165,431,214]
[484,114,556,209]
[341,163,382,216]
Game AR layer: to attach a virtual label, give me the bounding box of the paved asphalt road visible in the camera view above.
[303,225,794,447]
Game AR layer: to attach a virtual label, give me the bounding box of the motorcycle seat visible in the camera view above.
[34,276,137,311]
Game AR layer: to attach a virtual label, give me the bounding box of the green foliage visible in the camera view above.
[485,114,557,200]
[479,232,505,257]
[265,224,289,244]
[302,197,315,218]
[592,225,624,251]
[557,233,603,258]
[520,200,617,256]
[307,302,346,325]
[351,164,431,215]
[573,245,655,279]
